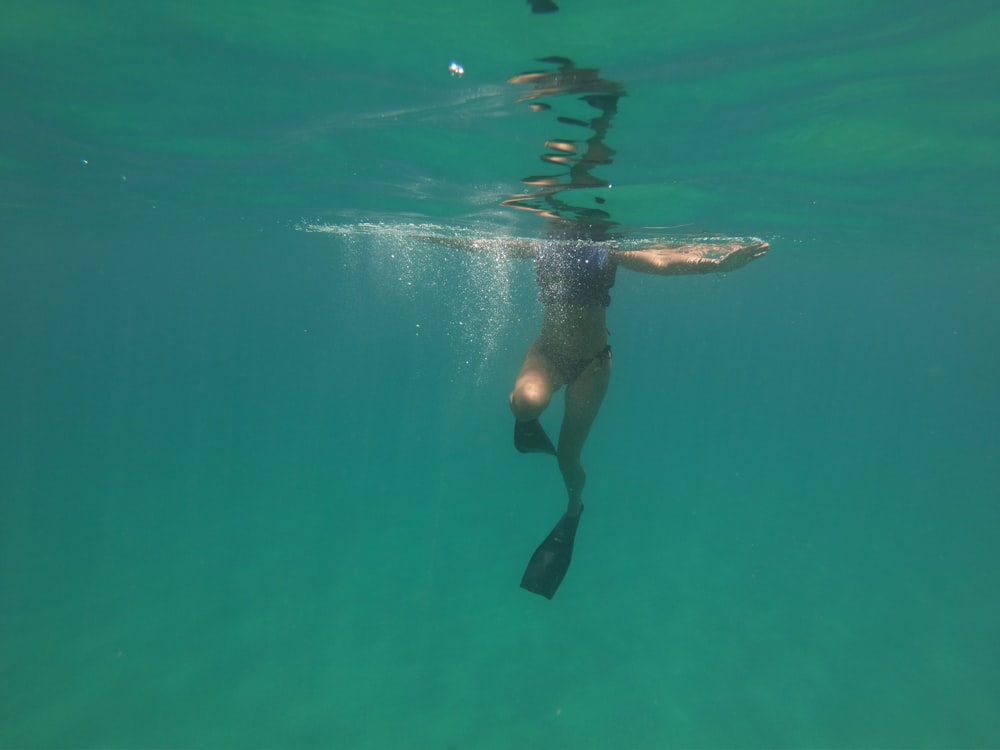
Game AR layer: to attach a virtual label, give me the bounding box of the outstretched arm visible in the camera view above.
[414,234,539,259]
[614,239,769,276]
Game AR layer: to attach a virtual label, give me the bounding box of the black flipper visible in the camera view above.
[514,418,557,455]
[520,509,582,599]
[527,0,560,13]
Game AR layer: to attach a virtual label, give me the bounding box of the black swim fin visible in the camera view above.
[527,0,559,13]
[520,509,582,599]
[514,418,557,455]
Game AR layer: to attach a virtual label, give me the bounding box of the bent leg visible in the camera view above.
[557,352,611,515]
[510,340,563,454]
[509,339,562,420]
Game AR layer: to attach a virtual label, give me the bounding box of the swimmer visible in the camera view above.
[420,229,769,598]
[303,54,761,597]
[423,56,766,598]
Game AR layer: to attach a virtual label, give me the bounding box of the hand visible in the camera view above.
[710,239,770,272]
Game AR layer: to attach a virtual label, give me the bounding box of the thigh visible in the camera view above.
[511,338,564,412]
[558,351,612,456]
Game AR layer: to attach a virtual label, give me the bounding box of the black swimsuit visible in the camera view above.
[535,242,616,383]
[535,241,617,308]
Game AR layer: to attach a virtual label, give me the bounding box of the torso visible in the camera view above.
[539,304,608,359]
[534,241,616,359]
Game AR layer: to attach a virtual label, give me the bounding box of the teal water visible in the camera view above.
[2,1,999,747]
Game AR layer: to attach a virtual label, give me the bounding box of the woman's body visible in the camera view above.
[425,233,768,597]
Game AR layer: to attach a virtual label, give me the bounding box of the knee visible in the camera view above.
[509,379,550,421]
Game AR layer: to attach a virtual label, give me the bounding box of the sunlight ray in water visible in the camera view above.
[298,220,521,381]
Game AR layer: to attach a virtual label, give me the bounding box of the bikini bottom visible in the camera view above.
[542,343,612,385]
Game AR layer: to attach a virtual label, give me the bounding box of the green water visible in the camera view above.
[2,1,998,747]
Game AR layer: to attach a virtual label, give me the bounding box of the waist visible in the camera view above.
[539,305,608,357]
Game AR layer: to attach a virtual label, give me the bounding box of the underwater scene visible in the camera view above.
[1,1,998,747]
